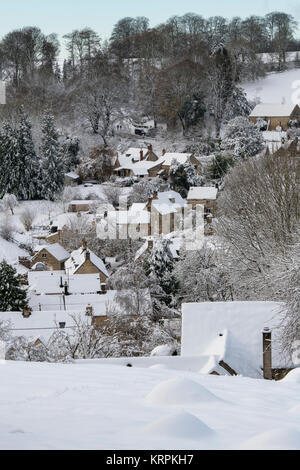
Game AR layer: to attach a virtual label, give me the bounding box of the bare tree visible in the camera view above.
[19,207,36,231]
[1,194,18,215]
[0,216,15,241]
[216,141,300,299]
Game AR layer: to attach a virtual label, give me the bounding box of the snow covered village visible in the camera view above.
[0,0,300,452]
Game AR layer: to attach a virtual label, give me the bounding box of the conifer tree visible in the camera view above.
[17,106,40,200]
[39,111,64,201]
[147,239,178,305]
[0,123,21,198]
[0,261,28,311]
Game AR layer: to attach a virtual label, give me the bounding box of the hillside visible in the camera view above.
[243,68,300,105]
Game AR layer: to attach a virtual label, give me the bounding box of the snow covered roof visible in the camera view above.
[34,244,70,262]
[28,271,102,295]
[108,209,150,225]
[65,172,80,180]
[122,147,148,159]
[182,301,290,376]
[69,200,96,206]
[135,238,181,262]
[152,190,186,215]
[115,159,161,176]
[53,213,95,231]
[0,310,92,342]
[157,153,192,167]
[250,103,298,118]
[28,291,119,317]
[187,187,218,201]
[65,246,109,277]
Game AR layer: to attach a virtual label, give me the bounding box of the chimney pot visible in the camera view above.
[162,149,166,156]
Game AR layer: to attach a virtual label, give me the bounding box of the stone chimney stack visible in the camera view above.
[85,250,90,262]
[22,305,31,318]
[86,304,94,316]
[64,281,70,296]
[82,239,87,250]
[162,148,166,156]
[148,239,154,250]
[262,327,272,380]
[140,150,144,161]
[153,191,158,200]
[100,283,107,294]
[147,196,153,212]
[148,144,153,152]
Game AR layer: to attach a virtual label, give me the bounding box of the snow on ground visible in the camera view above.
[0,361,300,450]
[243,69,300,105]
[0,238,28,268]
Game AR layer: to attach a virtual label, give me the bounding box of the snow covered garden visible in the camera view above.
[0,6,300,451]
[1,361,300,450]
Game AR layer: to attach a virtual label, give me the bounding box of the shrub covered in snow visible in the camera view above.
[222,116,264,160]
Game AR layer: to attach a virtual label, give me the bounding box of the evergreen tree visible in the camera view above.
[0,261,28,311]
[17,106,40,200]
[146,239,178,305]
[169,161,203,198]
[39,111,64,201]
[0,123,21,198]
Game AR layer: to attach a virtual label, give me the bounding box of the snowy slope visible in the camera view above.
[0,361,300,450]
[243,69,300,105]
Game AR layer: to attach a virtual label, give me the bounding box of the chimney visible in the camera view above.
[82,239,87,251]
[262,327,272,380]
[153,191,158,200]
[148,144,153,152]
[86,304,94,316]
[215,183,219,190]
[64,281,70,296]
[147,196,153,212]
[101,283,107,294]
[22,306,31,318]
[206,214,213,225]
[148,239,154,249]
[59,322,66,329]
[162,148,166,156]
[85,250,90,262]
[140,150,144,161]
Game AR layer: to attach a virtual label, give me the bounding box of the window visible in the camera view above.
[42,253,47,259]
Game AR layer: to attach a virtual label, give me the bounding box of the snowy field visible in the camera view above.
[1,361,300,450]
[243,69,300,105]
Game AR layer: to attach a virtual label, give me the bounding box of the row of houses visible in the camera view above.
[19,242,109,283]
[114,146,202,179]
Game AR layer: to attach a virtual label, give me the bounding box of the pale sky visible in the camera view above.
[1,0,299,56]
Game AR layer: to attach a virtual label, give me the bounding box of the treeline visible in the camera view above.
[0,11,298,143]
[109,12,299,62]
